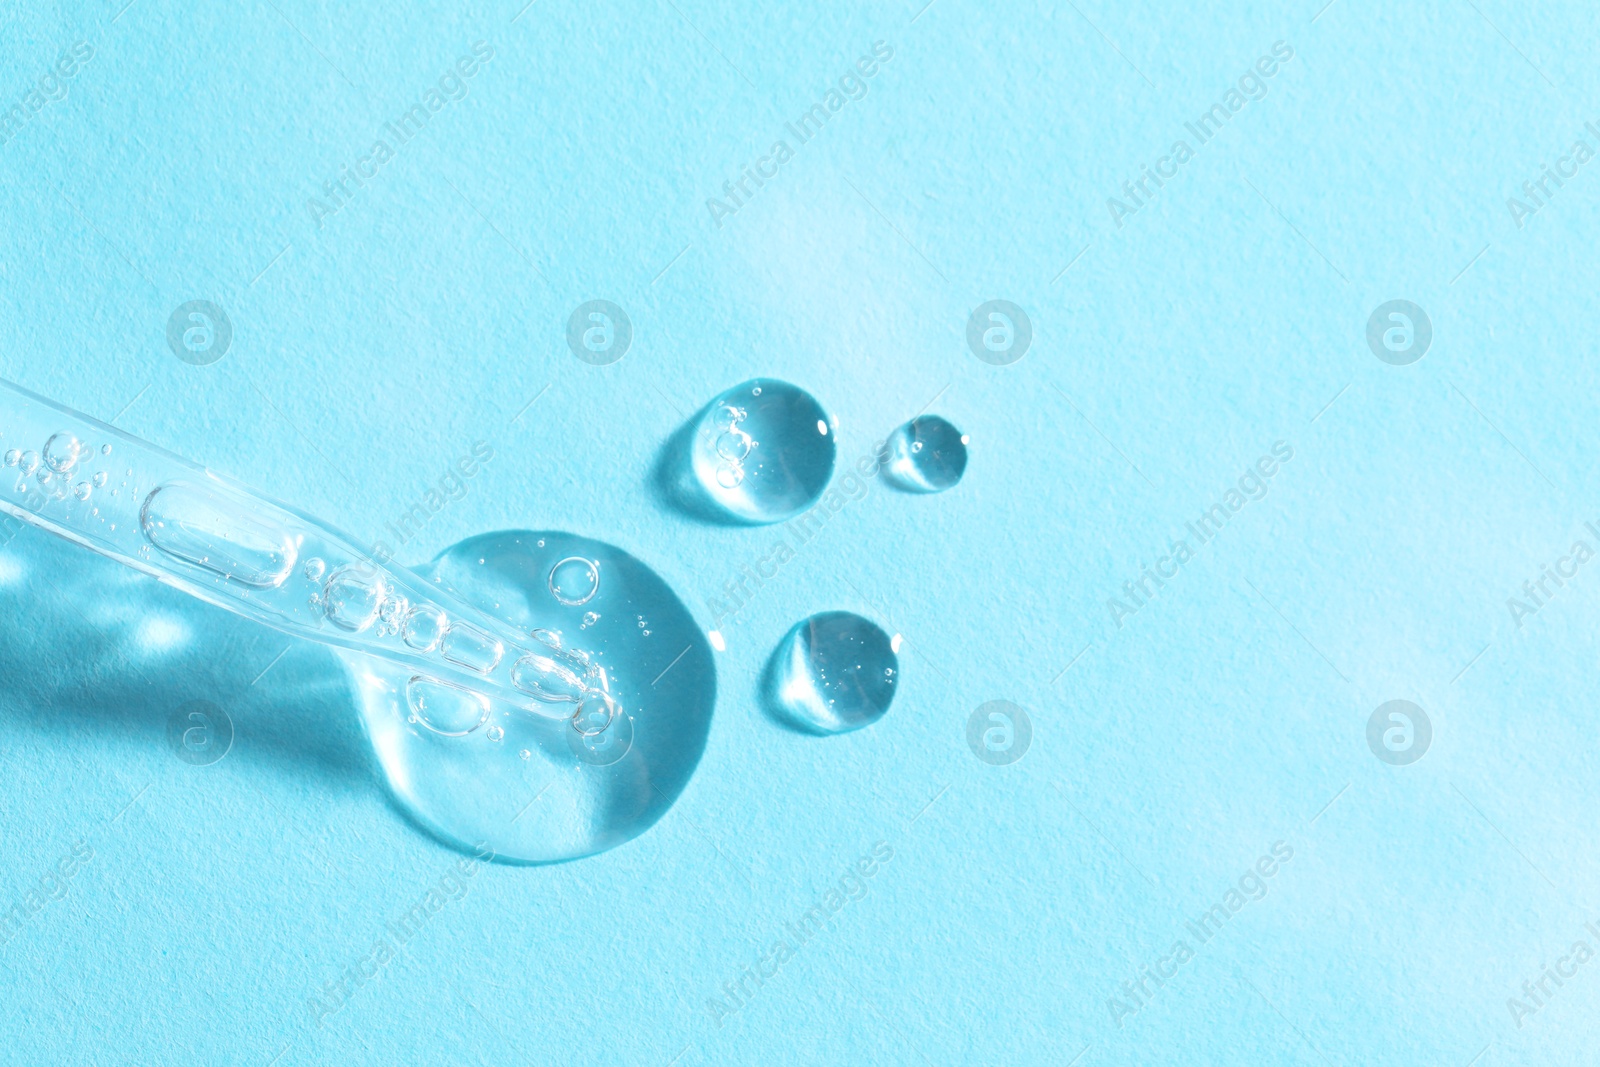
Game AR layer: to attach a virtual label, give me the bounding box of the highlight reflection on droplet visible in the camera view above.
[769,611,899,734]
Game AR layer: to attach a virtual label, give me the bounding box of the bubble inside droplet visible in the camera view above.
[43,433,82,473]
[321,565,386,631]
[688,379,835,524]
[406,677,489,737]
[548,556,600,606]
[883,415,968,494]
[768,611,899,734]
[403,606,448,651]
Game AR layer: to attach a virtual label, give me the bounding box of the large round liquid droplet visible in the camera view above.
[883,415,968,493]
[340,530,715,864]
[689,380,835,524]
[768,611,899,734]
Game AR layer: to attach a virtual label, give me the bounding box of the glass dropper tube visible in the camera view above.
[0,377,614,733]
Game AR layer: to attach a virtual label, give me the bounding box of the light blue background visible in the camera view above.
[3,0,1600,1063]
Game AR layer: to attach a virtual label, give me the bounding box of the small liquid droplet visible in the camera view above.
[581,611,600,629]
[91,471,108,488]
[768,611,899,734]
[486,724,504,742]
[883,415,968,494]
[689,380,835,523]
[101,444,112,456]
[73,482,91,501]
[17,451,39,476]
[519,748,531,760]
[2,450,17,467]
[303,557,326,581]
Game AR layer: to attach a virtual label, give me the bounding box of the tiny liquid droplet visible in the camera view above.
[303,557,326,581]
[519,749,531,760]
[101,444,112,456]
[73,482,91,501]
[91,471,108,487]
[769,611,899,734]
[883,415,968,494]
[486,724,504,742]
[581,611,600,629]
[688,380,835,523]
[17,452,39,476]
[2,450,17,467]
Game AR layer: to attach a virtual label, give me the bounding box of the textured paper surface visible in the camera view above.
[2,1,1598,1063]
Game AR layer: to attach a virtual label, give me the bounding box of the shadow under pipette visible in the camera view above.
[0,523,377,794]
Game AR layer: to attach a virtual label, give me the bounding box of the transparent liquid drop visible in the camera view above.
[687,380,836,524]
[342,530,715,863]
[884,415,968,493]
[73,482,91,501]
[486,724,504,742]
[100,443,112,456]
[43,433,82,473]
[303,557,326,581]
[768,611,899,734]
[548,556,599,605]
[91,471,108,488]
[17,451,39,476]
[2,450,17,467]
